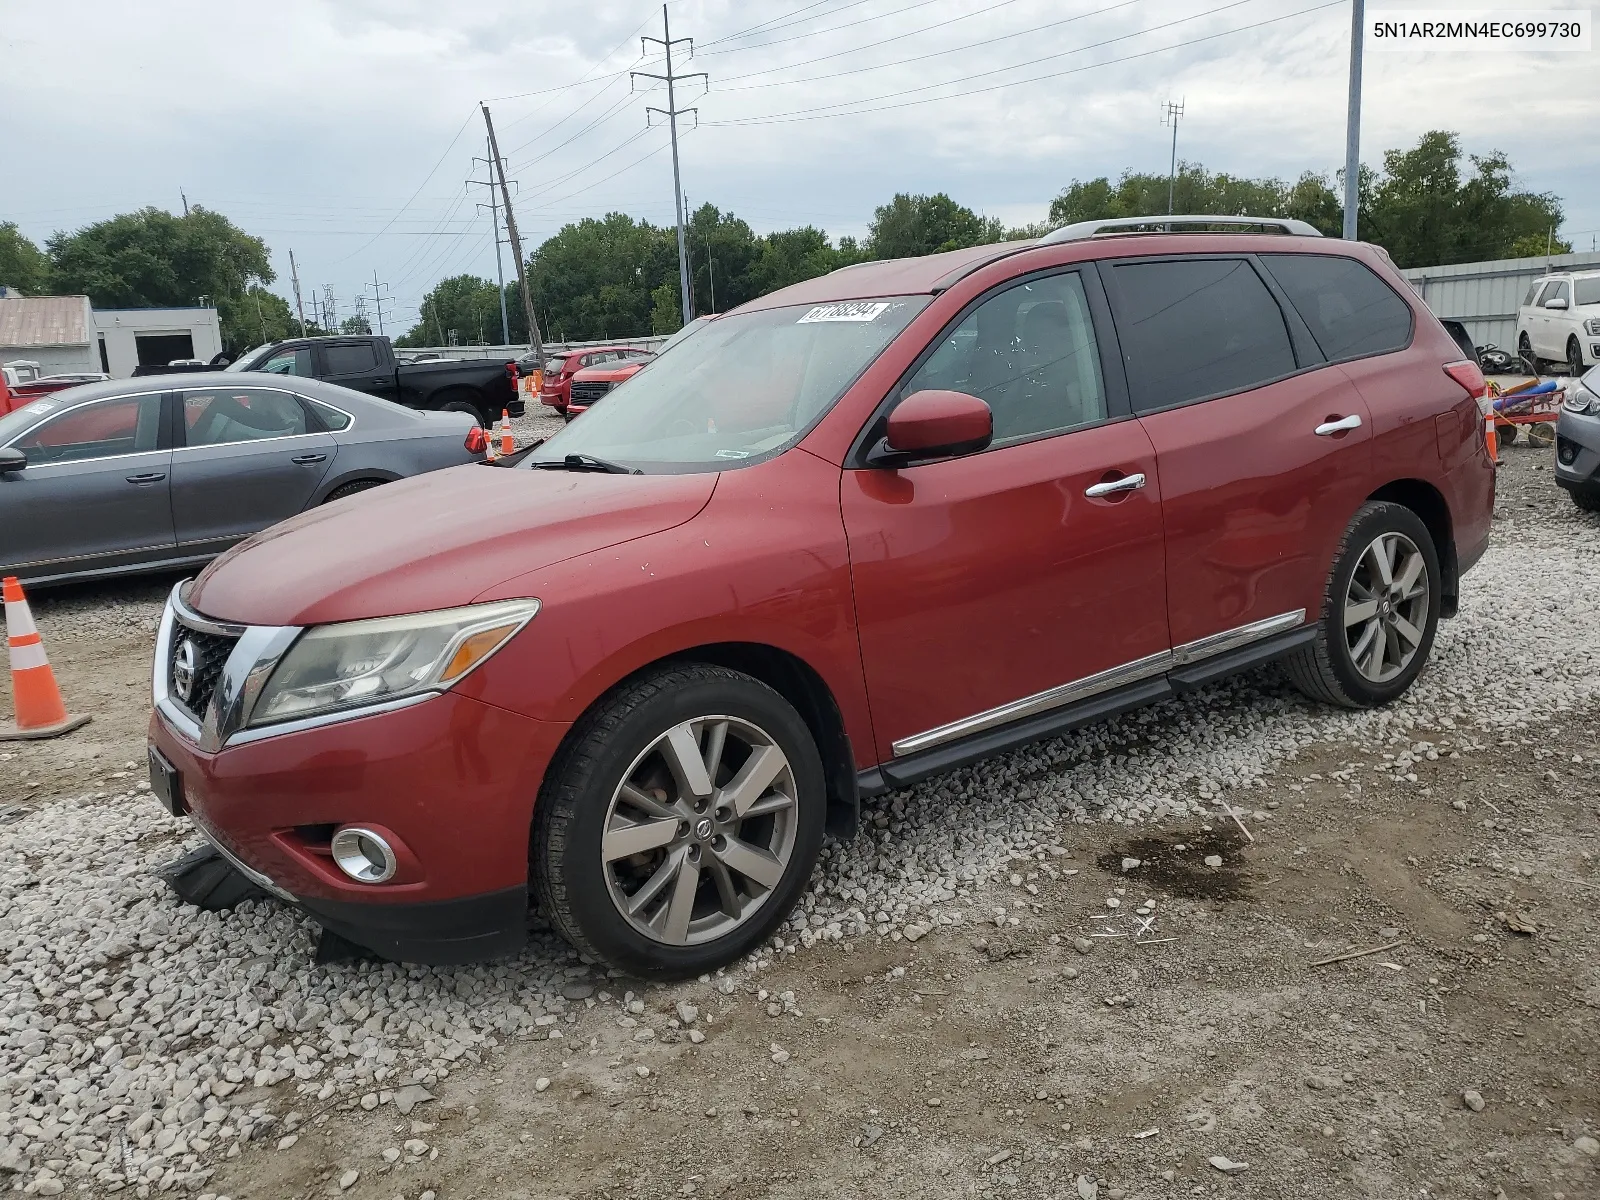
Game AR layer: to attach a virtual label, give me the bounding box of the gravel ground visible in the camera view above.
[2,440,1598,1198]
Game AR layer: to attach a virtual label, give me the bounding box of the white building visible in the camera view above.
[0,294,222,379]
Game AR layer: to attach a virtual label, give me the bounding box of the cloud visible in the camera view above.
[1,0,1591,333]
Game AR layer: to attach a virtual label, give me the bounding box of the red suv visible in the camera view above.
[538,346,653,414]
[148,217,1493,977]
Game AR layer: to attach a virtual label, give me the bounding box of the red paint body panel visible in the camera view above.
[187,464,715,626]
[466,447,877,766]
[1136,368,1373,643]
[149,693,566,904]
[841,421,1168,760]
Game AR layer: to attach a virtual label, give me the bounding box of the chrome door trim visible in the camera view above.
[1170,609,1307,666]
[1314,414,1362,436]
[1084,473,1146,497]
[891,649,1174,758]
[888,608,1308,759]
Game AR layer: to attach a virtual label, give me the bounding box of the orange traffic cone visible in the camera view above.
[1,577,90,740]
[499,409,514,457]
[1484,413,1500,466]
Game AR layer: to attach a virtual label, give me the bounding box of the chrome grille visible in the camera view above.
[168,626,237,721]
[569,380,614,405]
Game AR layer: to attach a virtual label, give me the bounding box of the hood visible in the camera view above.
[188,463,717,627]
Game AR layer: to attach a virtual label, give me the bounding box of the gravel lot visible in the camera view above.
[3,438,1598,1198]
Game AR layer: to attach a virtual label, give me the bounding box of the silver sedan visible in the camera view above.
[0,372,485,586]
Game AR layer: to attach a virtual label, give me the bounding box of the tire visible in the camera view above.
[323,479,385,504]
[1569,337,1586,380]
[439,396,488,427]
[1497,422,1519,446]
[533,664,826,978]
[1570,488,1600,513]
[1519,334,1543,376]
[1284,501,1442,709]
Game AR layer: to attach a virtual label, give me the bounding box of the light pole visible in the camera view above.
[1342,0,1365,240]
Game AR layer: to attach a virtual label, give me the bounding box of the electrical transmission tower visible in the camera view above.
[633,5,706,327]
[1161,99,1185,217]
[321,285,337,333]
[468,144,514,345]
[368,273,392,337]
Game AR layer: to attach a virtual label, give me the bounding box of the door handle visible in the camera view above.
[1315,414,1362,436]
[372,378,387,385]
[1084,472,1146,498]
[125,472,167,484]
[291,453,327,465]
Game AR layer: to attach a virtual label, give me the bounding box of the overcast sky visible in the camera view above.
[2,0,1594,337]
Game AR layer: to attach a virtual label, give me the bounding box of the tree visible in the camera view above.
[0,223,48,293]
[219,286,301,352]
[46,206,276,352]
[1359,131,1566,267]
[340,315,372,336]
[866,193,1003,259]
[1048,165,1342,236]
[396,275,503,347]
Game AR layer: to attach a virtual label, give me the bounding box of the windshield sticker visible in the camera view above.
[22,401,58,415]
[797,301,891,324]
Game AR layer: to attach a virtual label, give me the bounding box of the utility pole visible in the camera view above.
[1161,100,1184,216]
[1342,0,1364,240]
[634,6,706,327]
[482,103,546,374]
[288,250,308,337]
[368,272,392,337]
[690,195,716,313]
[181,189,189,217]
[469,141,513,346]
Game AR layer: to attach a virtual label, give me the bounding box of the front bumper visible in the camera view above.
[1555,408,1600,493]
[148,584,569,964]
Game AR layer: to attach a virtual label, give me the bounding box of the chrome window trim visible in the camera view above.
[890,609,1307,758]
[172,383,355,449]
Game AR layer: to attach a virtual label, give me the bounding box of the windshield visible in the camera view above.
[529,297,929,473]
[1577,278,1600,306]
[225,345,271,371]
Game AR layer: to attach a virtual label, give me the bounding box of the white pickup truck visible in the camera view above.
[1517,270,1600,376]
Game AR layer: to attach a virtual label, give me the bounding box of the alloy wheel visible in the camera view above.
[1343,531,1430,684]
[601,715,798,946]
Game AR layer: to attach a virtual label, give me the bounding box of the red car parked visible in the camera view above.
[564,316,718,419]
[537,345,653,414]
[148,217,1493,976]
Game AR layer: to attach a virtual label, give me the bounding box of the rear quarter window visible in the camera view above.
[1260,254,1413,362]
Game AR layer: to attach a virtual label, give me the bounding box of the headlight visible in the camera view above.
[1585,318,1600,336]
[250,599,539,726]
[1566,375,1600,415]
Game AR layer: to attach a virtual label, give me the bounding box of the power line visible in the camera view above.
[703,0,1339,127]
[633,4,706,326]
[701,0,986,55]
[717,0,1146,90]
[699,0,868,47]
[332,106,478,266]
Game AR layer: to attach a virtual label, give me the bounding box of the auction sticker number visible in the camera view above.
[798,301,892,324]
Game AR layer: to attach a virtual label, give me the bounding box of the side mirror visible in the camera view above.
[1546,297,1570,310]
[0,447,26,473]
[869,389,993,466]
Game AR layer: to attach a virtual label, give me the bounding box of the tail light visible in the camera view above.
[1444,360,1490,414]
[464,426,488,454]
[505,362,519,388]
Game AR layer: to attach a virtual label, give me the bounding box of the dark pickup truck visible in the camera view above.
[225,335,522,426]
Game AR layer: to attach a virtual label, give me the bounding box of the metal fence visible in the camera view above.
[1401,250,1600,352]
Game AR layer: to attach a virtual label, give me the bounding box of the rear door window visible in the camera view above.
[1260,254,1413,362]
[182,388,310,446]
[1107,258,1298,412]
[324,342,380,374]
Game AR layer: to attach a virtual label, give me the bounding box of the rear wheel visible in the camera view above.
[533,664,826,978]
[323,479,385,504]
[1570,488,1600,513]
[1570,337,1587,380]
[1285,501,1441,709]
[439,396,488,427]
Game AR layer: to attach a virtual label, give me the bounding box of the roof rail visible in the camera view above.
[1038,215,1324,244]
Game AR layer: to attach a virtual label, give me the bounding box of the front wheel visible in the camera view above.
[1285,501,1442,709]
[533,664,826,978]
[1570,337,1587,380]
[1570,488,1600,514]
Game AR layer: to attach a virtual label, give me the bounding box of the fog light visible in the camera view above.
[330,826,397,883]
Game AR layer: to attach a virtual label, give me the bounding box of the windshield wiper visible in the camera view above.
[531,453,639,475]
